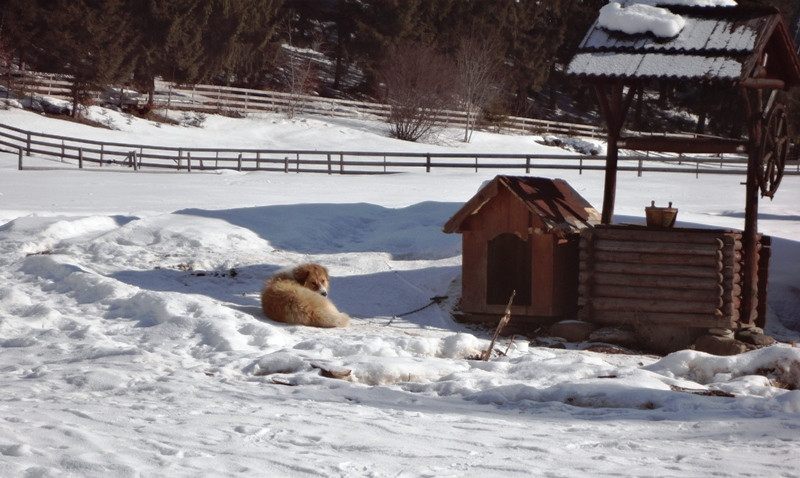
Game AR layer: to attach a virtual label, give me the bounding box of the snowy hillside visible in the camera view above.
[1,105,799,477]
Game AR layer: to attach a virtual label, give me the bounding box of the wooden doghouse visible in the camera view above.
[566,4,800,348]
[443,176,601,330]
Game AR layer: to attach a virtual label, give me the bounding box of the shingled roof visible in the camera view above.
[567,5,800,87]
[442,176,601,235]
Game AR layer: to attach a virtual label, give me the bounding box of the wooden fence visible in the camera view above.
[3,70,603,138]
[1,121,785,177]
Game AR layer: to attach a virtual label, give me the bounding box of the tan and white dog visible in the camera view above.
[260,263,350,328]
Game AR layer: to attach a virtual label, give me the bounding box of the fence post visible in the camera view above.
[100,144,104,166]
[78,148,83,169]
[340,154,344,174]
[579,157,583,175]
[638,154,643,177]
[327,153,332,174]
[18,146,23,170]
[284,156,289,173]
[296,153,300,173]
[474,156,478,173]
[26,132,31,156]
[525,156,530,174]
[256,151,261,170]
[426,153,431,173]
[178,148,182,170]
[238,153,243,171]
[187,152,192,172]
[696,160,700,179]
[61,139,65,162]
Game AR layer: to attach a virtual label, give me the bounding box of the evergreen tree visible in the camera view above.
[0,0,41,69]
[351,0,430,92]
[129,0,201,107]
[230,0,284,88]
[33,0,135,117]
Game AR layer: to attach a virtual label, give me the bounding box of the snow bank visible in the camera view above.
[1,104,799,477]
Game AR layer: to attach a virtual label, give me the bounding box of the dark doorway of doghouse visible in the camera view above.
[487,233,531,306]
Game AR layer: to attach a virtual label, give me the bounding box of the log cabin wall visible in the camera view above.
[578,225,769,330]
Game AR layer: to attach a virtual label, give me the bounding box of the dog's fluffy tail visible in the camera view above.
[261,280,350,328]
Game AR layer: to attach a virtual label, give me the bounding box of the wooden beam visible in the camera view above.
[618,136,748,154]
[739,78,786,90]
[580,310,737,329]
[595,81,636,224]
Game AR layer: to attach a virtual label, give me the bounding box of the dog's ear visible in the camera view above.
[293,265,310,283]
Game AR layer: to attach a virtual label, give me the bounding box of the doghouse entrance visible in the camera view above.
[487,233,531,306]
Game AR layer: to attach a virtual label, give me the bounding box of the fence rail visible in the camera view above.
[4,70,603,138]
[3,121,792,177]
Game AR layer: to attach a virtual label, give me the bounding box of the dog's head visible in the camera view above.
[293,264,330,297]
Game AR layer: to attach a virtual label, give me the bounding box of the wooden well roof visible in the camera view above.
[442,176,601,234]
[567,5,800,87]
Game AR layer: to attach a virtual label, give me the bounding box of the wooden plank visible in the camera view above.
[580,271,722,291]
[591,238,722,255]
[579,310,737,328]
[580,249,723,267]
[583,227,738,245]
[586,297,726,315]
[579,284,723,305]
[582,261,723,279]
[617,135,747,154]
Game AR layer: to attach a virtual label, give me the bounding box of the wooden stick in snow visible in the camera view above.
[481,290,515,361]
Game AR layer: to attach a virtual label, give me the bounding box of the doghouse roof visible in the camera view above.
[567,4,800,87]
[442,176,601,234]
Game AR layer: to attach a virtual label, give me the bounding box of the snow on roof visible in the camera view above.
[566,2,800,83]
[582,14,758,54]
[620,0,737,6]
[598,2,686,38]
[568,52,743,80]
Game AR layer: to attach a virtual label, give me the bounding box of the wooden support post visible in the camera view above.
[327,153,332,174]
[78,148,83,169]
[594,81,635,224]
[742,150,760,326]
[238,153,243,172]
[17,146,23,170]
[187,152,192,172]
[426,153,431,173]
[740,88,763,326]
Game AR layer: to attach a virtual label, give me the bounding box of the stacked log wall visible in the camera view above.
[578,226,758,330]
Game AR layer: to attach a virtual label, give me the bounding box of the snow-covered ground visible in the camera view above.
[1,105,799,477]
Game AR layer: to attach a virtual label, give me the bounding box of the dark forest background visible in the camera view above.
[1,0,799,138]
